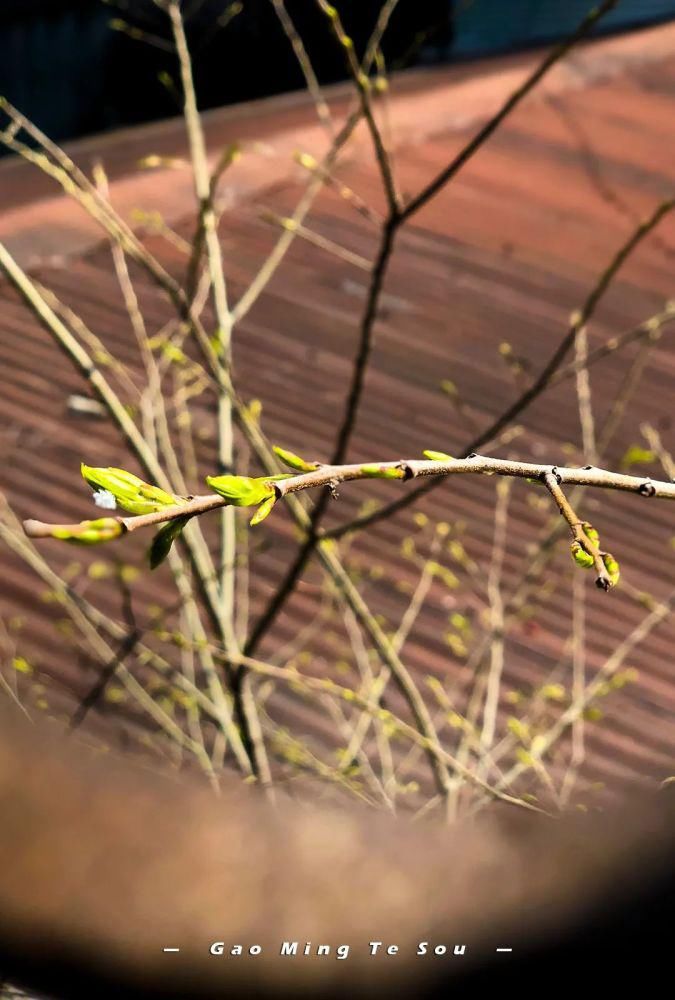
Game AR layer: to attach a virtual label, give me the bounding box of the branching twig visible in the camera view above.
[227,653,546,814]
[573,326,598,464]
[470,588,675,814]
[165,0,238,645]
[270,0,334,136]
[324,198,675,541]
[4,0,670,817]
[0,241,253,777]
[316,0,400,214]
[25,454,675,541]
[542,472,612,590]
[642,423,675,482]
[246,0,617,652]
[398,0,619,222]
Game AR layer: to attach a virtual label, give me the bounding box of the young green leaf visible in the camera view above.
[205,474,274,507]
[81,464,144,496]
[423,450,454,462]
[250,495,276,526]
[148,515,191,570]
[206,474,291,506]
[272,445,319,473]
[81,464,180,515]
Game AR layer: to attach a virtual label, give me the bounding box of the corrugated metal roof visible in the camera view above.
[0,24,674,808]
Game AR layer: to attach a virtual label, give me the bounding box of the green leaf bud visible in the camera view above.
[581,521,600,545]
[52,518,123,545]
[81,464,180,515]
[272,446,319,473]
[423,450,454,462]
[206,474,278,507]
[360,465,405,479]
[571,541,594,569]
[602,552,620,586]
[250,495,276,526]
[148,515,191,570]
[620,445,656,469]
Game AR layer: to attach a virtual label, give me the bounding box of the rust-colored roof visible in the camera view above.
[1,23,674,806]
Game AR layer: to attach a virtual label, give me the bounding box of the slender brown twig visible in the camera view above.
[542,472,612,590]
[324,196,675,540]
[316,0,400,214]
[247,0,620,658]
[398,0,619,222]
[25,455,675,544]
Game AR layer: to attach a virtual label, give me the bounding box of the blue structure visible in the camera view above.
[452,0,675,56]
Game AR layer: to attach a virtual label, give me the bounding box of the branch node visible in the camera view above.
[639,480,656,497]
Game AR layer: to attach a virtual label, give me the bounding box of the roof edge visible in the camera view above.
[2,21,675,268]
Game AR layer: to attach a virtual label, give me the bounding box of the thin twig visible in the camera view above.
[471,588,675,813]
[574,326,598,464]
[398,0,620,222]
[228,653,546,814]
[25,454,675,543]
[559,570,586,807]
[316,0,400,214]
[642,424,675,482]
[270,0,334,136]
[260,210,371,270]
[596,336,655,456]
[542,472,612,590]
[477,479,511,775]
[324,197,675,540]
[0,241,252,777]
